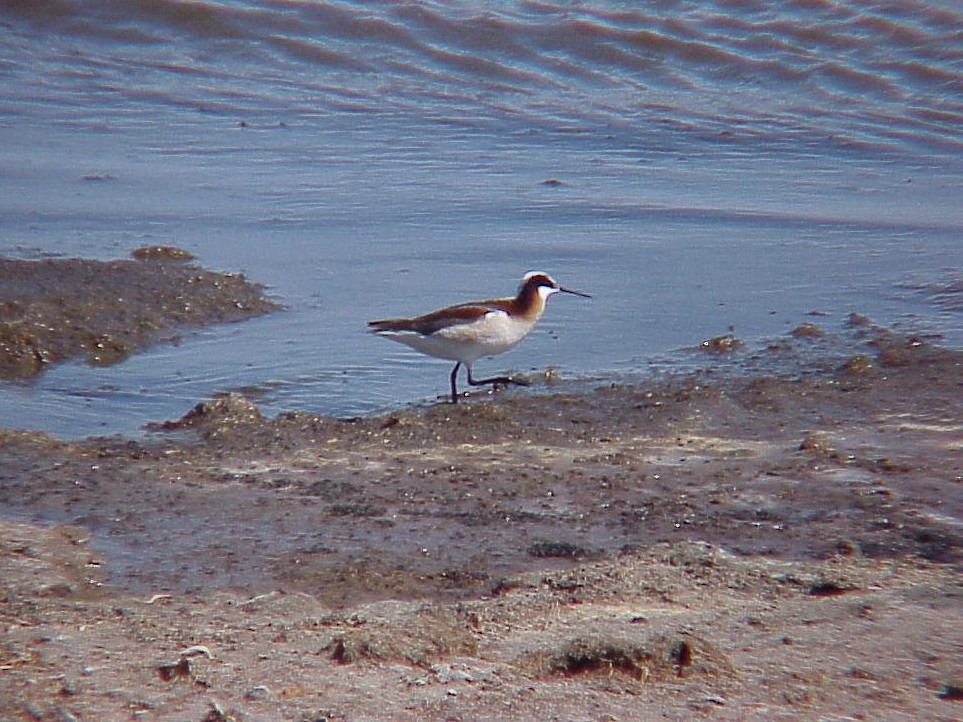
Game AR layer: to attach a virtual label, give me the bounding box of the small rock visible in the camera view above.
[85,334,130,366]
[131,246,195,261]
[244,685,271,701]
[201,701,232,722]
[799,431,834,453]
[527,540,595,559]
[153,393,264,434]
[700,334,744,353]
[846,312,873,327]
[157,657,192,682]
[790,322,823,338]
[808,580,855,597]
[179,645,214,659]
[841,355,874,376]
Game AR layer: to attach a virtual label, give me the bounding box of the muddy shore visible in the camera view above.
[1,256,961,721]
[0,250,278,379]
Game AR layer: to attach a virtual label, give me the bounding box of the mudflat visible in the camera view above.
[1,255,961,720]
[0,250,278,379]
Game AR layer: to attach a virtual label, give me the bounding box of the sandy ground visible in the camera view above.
[1,255,961,721]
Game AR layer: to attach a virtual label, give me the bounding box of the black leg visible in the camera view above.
[450,362,461,404]
[466,366,530,390]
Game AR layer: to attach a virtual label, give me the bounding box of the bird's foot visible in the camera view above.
[470,374,529,390]
[484,376,532,394]
[498,376,531,389]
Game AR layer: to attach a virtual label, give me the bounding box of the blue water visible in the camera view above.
[1,0,961,438]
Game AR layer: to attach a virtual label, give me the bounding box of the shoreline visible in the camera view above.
[1,327,960,720]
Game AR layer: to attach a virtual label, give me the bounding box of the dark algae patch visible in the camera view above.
[0,248,279,378]
[523,632,733,682]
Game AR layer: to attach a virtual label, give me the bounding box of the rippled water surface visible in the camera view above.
[1,0,961,437]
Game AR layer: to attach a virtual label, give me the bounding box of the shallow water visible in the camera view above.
[1,0,961,438]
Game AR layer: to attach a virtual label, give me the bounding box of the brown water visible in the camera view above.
[1,0,961,437]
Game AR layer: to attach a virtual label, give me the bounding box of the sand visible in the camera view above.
[0,254,961,721]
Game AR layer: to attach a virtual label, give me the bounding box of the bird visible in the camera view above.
[369,271,590,404]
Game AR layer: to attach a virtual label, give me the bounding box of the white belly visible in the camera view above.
[380,310,536,364]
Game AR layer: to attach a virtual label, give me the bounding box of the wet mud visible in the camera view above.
[1,312,961,719]
[0,249,279,378]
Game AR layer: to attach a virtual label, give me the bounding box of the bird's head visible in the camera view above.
[520,271,591,300]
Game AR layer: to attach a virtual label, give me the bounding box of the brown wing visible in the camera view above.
[369,301,507,336]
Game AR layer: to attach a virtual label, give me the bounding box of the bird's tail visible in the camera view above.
[368,318,411,333]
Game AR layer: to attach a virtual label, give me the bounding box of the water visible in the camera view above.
[1,0,961,438]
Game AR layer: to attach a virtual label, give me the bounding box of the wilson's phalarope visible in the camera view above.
[369,271,590,403]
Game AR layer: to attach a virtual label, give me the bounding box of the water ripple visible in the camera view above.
[2,0,960,154]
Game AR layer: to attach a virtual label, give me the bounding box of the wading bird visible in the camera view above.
[369,271,590,403]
